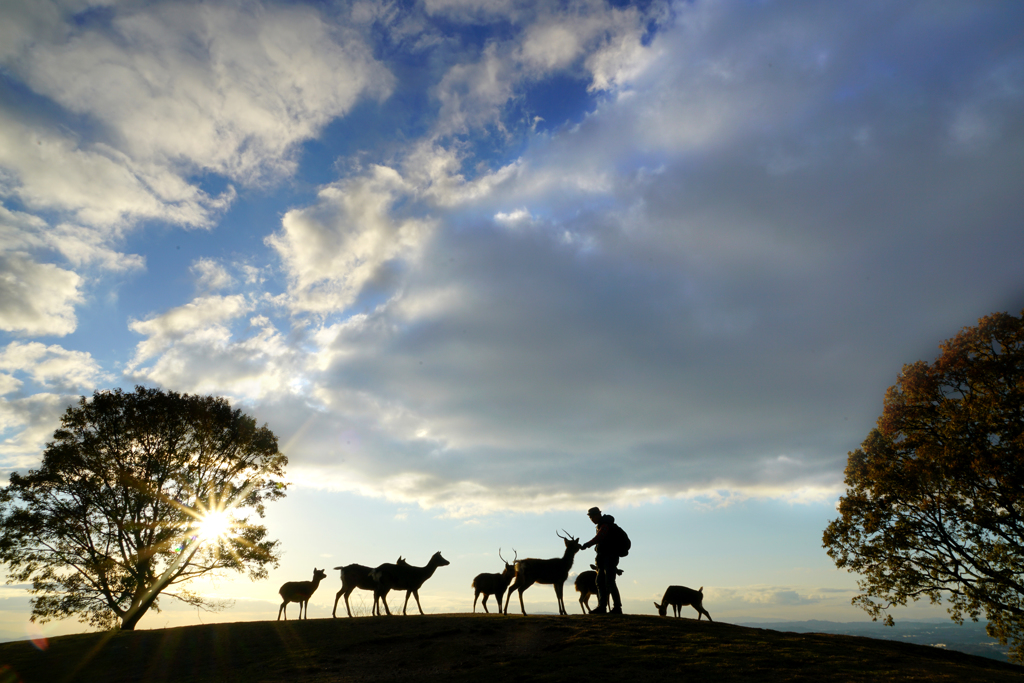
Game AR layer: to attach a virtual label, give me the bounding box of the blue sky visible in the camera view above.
[2,0,1024,639]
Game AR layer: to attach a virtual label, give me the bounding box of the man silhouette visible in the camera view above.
[581,506,623,615]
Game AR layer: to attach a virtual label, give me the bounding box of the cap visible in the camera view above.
[587,506,601,517]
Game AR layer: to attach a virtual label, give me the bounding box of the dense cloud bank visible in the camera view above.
[2,0,1023,515]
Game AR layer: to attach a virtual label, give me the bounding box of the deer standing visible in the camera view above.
[471,548,517,614]
[503,530,581,616]
[654,585,712,620]
[277,567,327,620]
[574,570,598,614]
[332,558,404,617]
[371,551,450,615]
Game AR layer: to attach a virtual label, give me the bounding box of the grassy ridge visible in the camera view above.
[0,614,1020,682]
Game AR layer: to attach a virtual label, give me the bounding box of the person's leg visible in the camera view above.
[592,557,611,613]
[607,556,622,613]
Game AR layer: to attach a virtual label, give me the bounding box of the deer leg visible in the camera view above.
[402,590,412,615]
[277,603,286,621]
[408,589,420,615]
[380,589,392,616]
[333,590,343,618]
[503,584,514,614]
[518,588,527,616]
[554,584,565,615]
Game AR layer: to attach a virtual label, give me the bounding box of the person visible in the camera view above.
[580,506,623,615]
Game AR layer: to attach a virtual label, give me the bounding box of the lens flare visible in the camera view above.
[25,621,48,651]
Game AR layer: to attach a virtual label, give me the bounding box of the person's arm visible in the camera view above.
[581,524,608,550]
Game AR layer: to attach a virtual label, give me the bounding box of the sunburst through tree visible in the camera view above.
[0,386,288,631]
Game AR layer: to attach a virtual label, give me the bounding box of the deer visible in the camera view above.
[503,530,582,616]
[471,548,517,614]
[574,569,598,614]
[277,567,327,621]
[654,585,712,621]
[332,557,405,617]
[370,551,450,615]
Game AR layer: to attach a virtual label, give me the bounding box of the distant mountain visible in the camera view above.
[739,619,1010,663]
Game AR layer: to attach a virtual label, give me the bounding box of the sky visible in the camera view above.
[1,0,1024,641]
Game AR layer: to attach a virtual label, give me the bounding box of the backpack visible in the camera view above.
[606,522,631,557]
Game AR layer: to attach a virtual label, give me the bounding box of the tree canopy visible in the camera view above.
[823,310,1024,662]
[0,386,288,631]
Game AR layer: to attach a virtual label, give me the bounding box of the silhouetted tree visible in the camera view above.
[0,386,287,631]
[823,310,1024,662]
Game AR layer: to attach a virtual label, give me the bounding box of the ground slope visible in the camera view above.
[0,614,1020,682]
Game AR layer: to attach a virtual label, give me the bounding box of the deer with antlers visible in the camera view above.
[277,567,327,620]
[370,551,450,615]
[471,548,517,614]
[503,530,582,616]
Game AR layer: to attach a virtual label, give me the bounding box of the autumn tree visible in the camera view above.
[0,386,288,631]
[823,310,1024,662]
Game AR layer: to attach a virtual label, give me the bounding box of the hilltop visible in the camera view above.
[0,614,1019,682]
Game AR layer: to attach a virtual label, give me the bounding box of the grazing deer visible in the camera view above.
[503,530,582,616]
[332,557,404,617]
[574,570,598,614]
[472,548,517,614]
[371,551,450,615]
[277,567,327,621]
[654,585,712,621]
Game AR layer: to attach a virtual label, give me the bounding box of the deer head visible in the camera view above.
[499,547,518,578]
[556,529,582,556]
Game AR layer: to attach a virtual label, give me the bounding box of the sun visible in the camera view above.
[196,509,236,543]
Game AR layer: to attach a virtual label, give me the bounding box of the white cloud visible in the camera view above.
[0,374,21,396]
[0,392,75,470]
[0,252,82,337]
[585,25,659,93]
[191,258,234,293]
[0,205,47,252]
[48,223,146,272]
[0,109,218,229]
[127,294,252,369]
[493,208,535,226]
[0,341,107,392]
[7,1,393,186]
[127,314,304,402]
[434,44,516,137]
[267,166,435,314]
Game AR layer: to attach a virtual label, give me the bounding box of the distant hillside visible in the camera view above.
[738,620,1011,663]
[0,614,1020,683]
